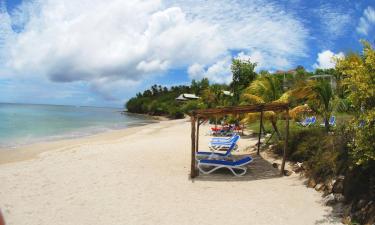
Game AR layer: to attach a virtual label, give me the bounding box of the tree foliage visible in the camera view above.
[336,41,375,166]
[230,59,257,104]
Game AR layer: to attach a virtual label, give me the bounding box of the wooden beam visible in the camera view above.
[190,115,197,178]
[257,110,264,155]
[280,109,289,176]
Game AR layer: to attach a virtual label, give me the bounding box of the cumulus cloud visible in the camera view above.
[188,56,232,84]
[357,6,375,35]
[0,0,308,100]
[313,50,344,69]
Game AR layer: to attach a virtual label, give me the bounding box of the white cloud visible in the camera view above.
[357,6,375,35]
[0,0,308,100]
[316,4,352,38]
[188,57,232,84]
[313,50,344,69]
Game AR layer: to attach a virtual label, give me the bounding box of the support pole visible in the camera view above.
[257,110,264,155]
[190,115,197,178]
[195,117,200,153]
[280,108,289,176]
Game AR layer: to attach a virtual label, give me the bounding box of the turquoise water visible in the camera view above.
[0,103,154,147]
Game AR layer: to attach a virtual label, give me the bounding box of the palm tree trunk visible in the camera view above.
[324,117,330,132]
[271,120,281,140]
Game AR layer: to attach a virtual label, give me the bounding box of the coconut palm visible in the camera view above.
[240,75,284,138]
[289,79,333,131]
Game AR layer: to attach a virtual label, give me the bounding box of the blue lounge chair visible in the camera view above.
[320,116,336,127]
[210,134,238,142]
[309,116,316,126]
[209,135,240,151]
[297,117,311,127]
[297,116,316,127]
[196,141,237,160]
[198,156,253,177]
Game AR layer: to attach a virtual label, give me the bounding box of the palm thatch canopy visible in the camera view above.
[190,103,290,178]
[193,103,289,117]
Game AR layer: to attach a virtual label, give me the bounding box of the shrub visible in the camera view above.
[273,125,351,181]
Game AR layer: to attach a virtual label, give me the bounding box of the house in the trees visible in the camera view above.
[176,93,200,101]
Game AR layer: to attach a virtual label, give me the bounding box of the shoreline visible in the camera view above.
[0,119,170,165]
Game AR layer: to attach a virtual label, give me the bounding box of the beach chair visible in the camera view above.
[309,116,316,126]
[209,135,240,151]
[297,117,311,127]
[196,141,237,160]
[198,156,253,177]
[210,134,238,142]
[320,116,336,127]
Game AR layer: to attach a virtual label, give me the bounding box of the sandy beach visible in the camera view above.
[0,119,341,225]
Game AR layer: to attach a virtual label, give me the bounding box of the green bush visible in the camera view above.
[273,126,350,181]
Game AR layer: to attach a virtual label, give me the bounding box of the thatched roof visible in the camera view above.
[193,103,289,117]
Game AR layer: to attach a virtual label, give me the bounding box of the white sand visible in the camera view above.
[0,119,341,225]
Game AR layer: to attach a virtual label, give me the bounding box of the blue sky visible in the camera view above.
[0,0,374,107]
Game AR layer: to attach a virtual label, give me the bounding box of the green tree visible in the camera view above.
[230,59,257,104]
[336,41,375,166]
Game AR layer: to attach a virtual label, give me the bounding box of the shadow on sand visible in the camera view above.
[194,152,282,182]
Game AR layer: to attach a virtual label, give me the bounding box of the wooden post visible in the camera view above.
[195,117,200,153]
[280,109,289,176]
[257,110,264,155]
[191,115,197,178]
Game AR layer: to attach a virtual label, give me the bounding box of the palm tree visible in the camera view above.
[241,75,283,104]
[240,74,284,138]
[289,79,333,132]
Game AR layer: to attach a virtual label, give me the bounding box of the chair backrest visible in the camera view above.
[229,134,238,141]
[303,117,311,123]
[329,116,336,125]
[223,140,238,157]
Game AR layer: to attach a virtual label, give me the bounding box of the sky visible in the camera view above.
[0,0,374,107]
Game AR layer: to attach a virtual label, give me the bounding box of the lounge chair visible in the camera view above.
[309,116,316,126]
[320,116,336,127]
[297,116,316,127]
[196,141,237,160]
[198,156,253,176]
[210,134,237,142]
[297,117,311,127]
[209,135,240,151]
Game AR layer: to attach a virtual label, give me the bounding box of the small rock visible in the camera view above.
[324,179,334,193]
[356,199,367,209]
[341,216,351,224]
[272,163,279,168]
[315,183,324,191]
[334,193,345,203]
[323,193,335,205]
[308,178,317,188]
[333,177,344,193]
[283,170,293,176]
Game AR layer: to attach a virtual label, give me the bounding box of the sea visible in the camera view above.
[0,103,155,148]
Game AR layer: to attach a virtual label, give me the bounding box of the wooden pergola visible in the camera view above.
[190,103,290,178]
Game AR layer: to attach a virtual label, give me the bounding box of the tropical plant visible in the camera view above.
[241,74,283,104]
[336,41,375,166]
